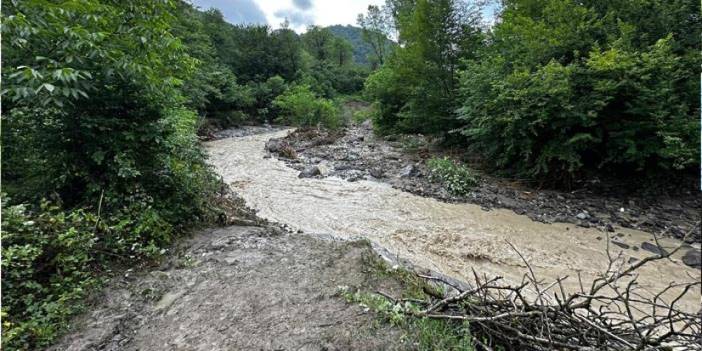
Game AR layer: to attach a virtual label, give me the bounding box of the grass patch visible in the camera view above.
[427,157,478,195]
[337,254,476,350]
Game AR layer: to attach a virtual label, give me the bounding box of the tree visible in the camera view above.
[330,37,354,66]
[357,5,393,67]
[302,25,334,62]
[364,0,484,134]
[456,0,701,180]
[1,1,219,348]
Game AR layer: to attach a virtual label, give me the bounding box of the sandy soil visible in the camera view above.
[49,225,411,351]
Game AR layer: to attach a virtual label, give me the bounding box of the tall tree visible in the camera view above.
[364,0,483,134]
[302,26,334,61]
[330,37,354,66]
[357,5,393,67]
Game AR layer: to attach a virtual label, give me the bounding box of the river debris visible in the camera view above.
[274,124,701,245]
[379,228,702,350]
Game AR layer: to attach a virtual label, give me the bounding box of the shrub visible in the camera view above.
[273,85,342,129]
[1,201,100,349]
[1,2,221,349]
[427,157,478,195]
[455,0,700,182]
[457,37,700,180]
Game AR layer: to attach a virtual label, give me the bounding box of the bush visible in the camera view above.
[427,157,478,195]
[458,37,699,180]
[1,2,221,349]
[273,85,342,129]
[362,67,408,134]
[455,0,700,182]
[1,201,99,349]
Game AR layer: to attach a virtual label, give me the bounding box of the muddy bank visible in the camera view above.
[50,224,413,351]
[206,128,700,314]
[272,122,701,246]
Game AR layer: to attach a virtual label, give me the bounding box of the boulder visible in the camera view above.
[370,168,384,178]
[610,240,630,250]
[317,164,331,176]
[681,249,701,268]
[298,166,321,178]
[265,139,284,153]
[398,164,418,178]
[640,242,669,256]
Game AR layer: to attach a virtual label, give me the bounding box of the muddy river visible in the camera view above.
[205,129,700,312]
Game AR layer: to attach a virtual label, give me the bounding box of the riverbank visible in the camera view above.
[268,121,701,267]
[207,127,699,314]
[49,190,419,350]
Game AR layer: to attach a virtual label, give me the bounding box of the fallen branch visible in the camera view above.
[387,224,701,350]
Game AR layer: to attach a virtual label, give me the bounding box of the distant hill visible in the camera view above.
[326,25,393,66]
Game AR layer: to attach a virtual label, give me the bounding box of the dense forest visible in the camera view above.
[366,0,700,181]
[1,0,699,349]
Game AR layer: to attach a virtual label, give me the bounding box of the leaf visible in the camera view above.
[42,83,56,93]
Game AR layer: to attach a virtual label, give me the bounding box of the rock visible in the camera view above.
[335,164,353,171]
[681,249,701,268]
[223,257,238,265]
[369,168,384,178]
[317,164,330,176]
[265,139,284,153]
[576,211,590,220]
[361,119,373,129]
[155,291,184,310]
[398,164,419,178]
[640,242,669,256]
[298,166,321,178]
[610,240,630,250]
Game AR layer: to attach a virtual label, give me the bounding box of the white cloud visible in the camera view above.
[192,0,385,32]
[190,0,497,32]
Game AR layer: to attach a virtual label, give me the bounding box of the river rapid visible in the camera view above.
[205,128,700,312]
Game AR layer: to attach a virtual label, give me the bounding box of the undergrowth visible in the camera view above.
[338,254,479,350]
[427,157,479,196]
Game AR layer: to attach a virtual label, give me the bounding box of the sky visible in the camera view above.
[189,0,385,32]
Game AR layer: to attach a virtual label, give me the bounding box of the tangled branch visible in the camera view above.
[387,226,701,350]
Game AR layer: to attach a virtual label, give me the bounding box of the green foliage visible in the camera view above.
[340,255,475,350]
[170,9,368,129]
[356,6,394,67]
[1,201,99,349]
[427,157,478,195]
[327,24,395,67]
[457,0,700,180]
[352,104,377,124]
[1,1,221,349]
[361,0,699,181]
[273,85,341,129]
[362,0,484,134]
[363,66,408,134]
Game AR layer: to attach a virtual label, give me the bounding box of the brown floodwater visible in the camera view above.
[205,129,700,313]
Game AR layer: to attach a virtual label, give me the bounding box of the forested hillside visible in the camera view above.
[327,24,395,67]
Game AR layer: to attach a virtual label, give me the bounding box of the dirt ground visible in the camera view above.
[50,223,414,351]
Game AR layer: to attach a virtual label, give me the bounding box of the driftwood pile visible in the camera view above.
[382,228,701,350]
